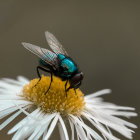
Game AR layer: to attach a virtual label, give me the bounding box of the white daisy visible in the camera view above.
[0,75,137,140]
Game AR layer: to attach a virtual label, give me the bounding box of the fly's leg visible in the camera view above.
[33,66,53,95]
[74,89,76,94]
[74,81,81,90]
[65,80,68,97]
[33,66,42,87]
[34,66,49,87]
[45,72,53,95]
[66,81,82,95]
[74,89,79,98]
[74,81,81,97]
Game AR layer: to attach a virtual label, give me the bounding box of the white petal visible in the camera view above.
[87,132,92,140]
[1,78,24,86]
[0,105,25,119]
[58,122,66,140]
[83,110,136,139]
[29,113,56,140]
[17,76,29,84]
[25,115,46,140]
[85,89,111,99]
[108,111,137,118]
[11,112,45,140]
[43,113,59,140]
[86,102,135,111]
[0,95,23,100]
[28,125,42,140]
[0,106,18,119]
[0,81,22,91]
[43,113,57,124]
[68,118,74,140]
[0,89,16,94]
[32,126,47,140]
[70,115,104,140]
[12,127,23,140]
[8,108,40,134]
[83,112,120,140]
[0,101,31,110]
[74,120,87,140]
[14,103,31,116]
[12,124,36,140]
[0,110,22,130]
[58,115,69,140]
[88,109,137,129]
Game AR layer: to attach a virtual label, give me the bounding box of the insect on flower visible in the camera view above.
[22,31,84,94]
[0,30,137,140]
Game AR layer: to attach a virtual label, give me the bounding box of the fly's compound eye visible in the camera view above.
[80,72,84,80]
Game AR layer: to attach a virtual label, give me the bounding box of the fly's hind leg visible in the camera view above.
[32,66,42,88]
[34,66,48,87]
[33,66,53,95]
[34,66,43,87]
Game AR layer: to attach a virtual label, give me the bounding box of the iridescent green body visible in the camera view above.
[58,54,77,76]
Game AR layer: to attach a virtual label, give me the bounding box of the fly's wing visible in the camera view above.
[45,31,69,56]
[22,42,58,69]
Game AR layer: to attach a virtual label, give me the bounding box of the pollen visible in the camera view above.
[23,76,85,116]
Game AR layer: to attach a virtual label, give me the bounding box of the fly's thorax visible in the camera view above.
[58,54,66,60]
[58,54,78,77]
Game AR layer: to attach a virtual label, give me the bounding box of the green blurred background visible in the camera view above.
[0,0,139,139]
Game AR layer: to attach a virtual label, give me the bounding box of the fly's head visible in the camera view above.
[68,71,84,91]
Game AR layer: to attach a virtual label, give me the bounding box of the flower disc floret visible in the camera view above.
[23,76,85,115]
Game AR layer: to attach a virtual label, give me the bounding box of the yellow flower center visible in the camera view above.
[23,76,85,116]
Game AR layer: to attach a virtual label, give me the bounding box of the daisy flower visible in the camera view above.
[0,75,137,140]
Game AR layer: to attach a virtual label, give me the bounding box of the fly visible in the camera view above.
[22,31,84,95]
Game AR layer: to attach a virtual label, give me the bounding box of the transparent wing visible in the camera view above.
[45,31,69,56]
[22,42,58,69]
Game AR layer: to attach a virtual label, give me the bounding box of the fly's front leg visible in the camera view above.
[74,81,81,90]
[45,72,53,95]
[65,80,68,97]
[66,81,82,94]
[72,81,81,97]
